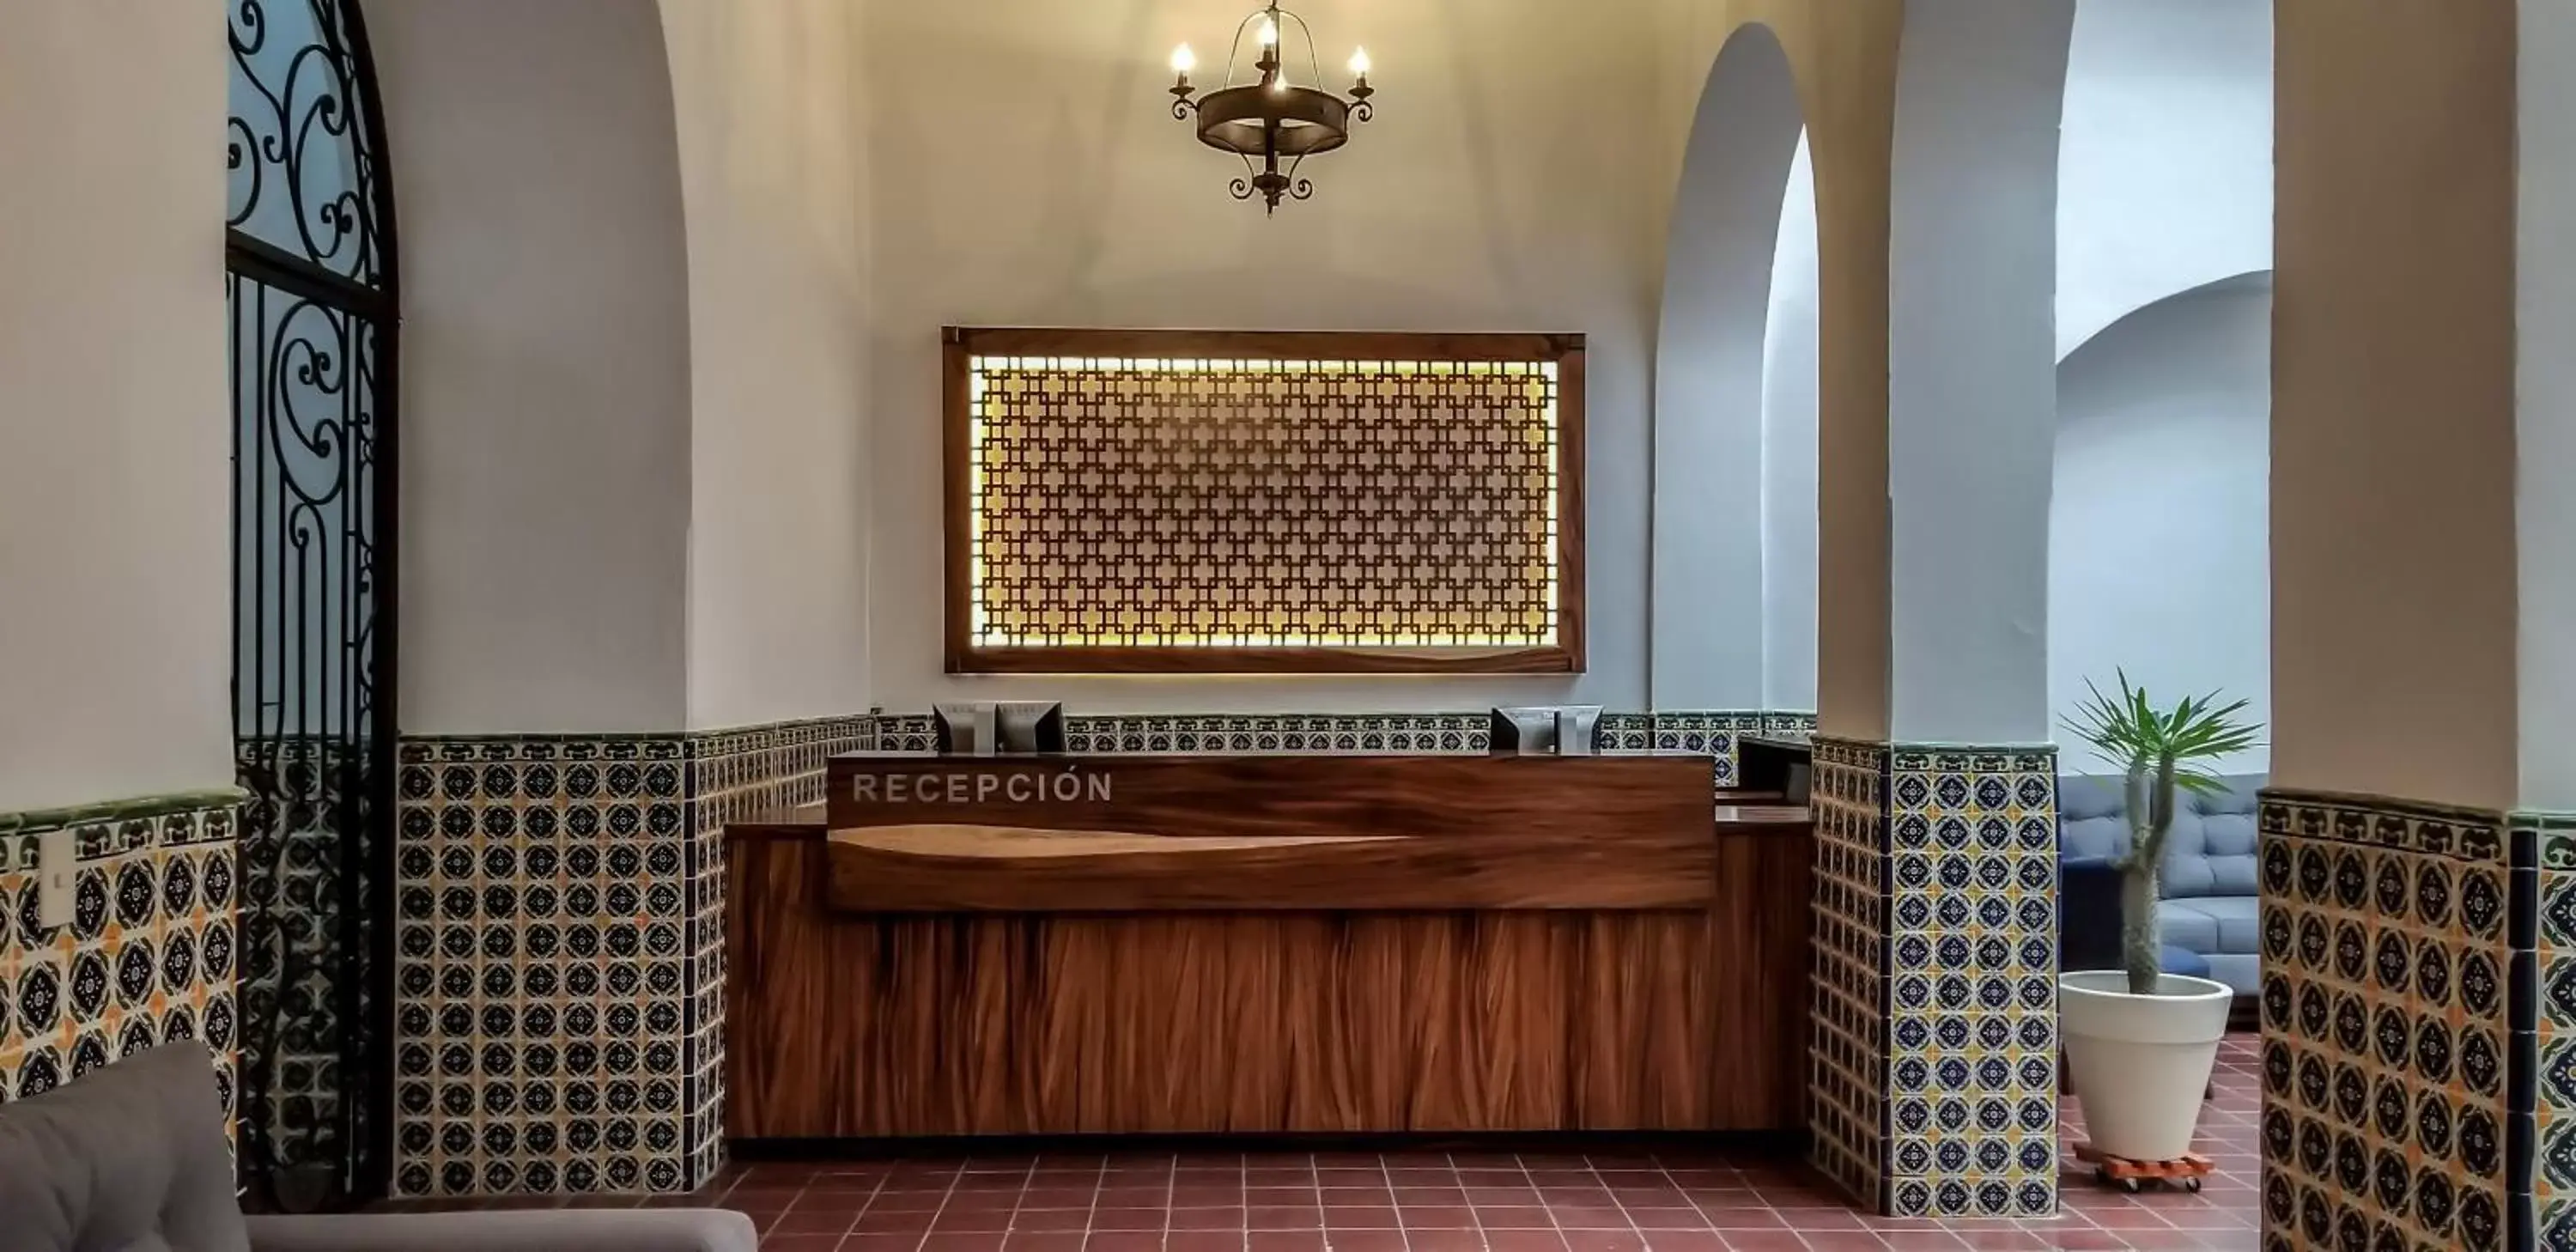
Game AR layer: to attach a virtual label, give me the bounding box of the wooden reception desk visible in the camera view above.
[725,753,1810,1141]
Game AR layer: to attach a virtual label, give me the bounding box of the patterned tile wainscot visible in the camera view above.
[2522,809,2575,1252]
[2258,790,2525,1252]
[1807,739,2060,1219]
[0,793,244,1138]
[391,716,869,1200]
[390,710,1809,1198]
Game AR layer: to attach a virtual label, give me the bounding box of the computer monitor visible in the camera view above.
[933,702,1066,756]
[1488,706,1602,756]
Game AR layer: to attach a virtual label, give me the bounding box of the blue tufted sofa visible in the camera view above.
[2058,772,2263,995]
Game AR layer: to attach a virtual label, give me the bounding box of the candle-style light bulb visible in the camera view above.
[1257,17,1279,46]
[1170,43,1195,76]
[1348,47,1370,78]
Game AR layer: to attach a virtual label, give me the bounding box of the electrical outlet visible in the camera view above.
[38,826,75,930]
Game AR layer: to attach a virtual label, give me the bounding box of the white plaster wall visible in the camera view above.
[2050,283,2269,775]
[2057,0,2272,361]
[1886,0,2074,745]
[661,0,875,731]
[1760,136,1820,714]
[0,7,233,810]
[2521,0,2576,811]
[373,1,696,734]
[1651,25,1803,713]
[862,0,1662,714]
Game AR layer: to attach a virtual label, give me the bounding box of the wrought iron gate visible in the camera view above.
[227,0,398,1207]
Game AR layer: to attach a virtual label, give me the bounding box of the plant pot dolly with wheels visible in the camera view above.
[2057,673,2260,1194]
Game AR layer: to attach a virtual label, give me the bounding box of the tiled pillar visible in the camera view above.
[2257,793,2524,1252]
[1809,738,2060,1219]
[389,715,876,1199]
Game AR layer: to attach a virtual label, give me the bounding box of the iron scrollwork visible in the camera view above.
[225,0,398,1212]
[229,0,388,284]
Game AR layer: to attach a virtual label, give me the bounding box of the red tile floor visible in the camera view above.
[408,1035,2260,1252]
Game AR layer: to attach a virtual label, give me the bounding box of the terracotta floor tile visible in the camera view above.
[765,1237,850,1252]
[1398,1206,1477,1230]
[1162,1236,1245,1252]
[919,1237,1009,1252]
[1873,1233,1967,1251]
[1248,1207,1324,1231]
[1017,1210,1098,1232]
[1313,1232,1406,1252]
[1477,1207,1557,1229]
[1638,1232,1730,1252]
[1488,1232,1577,1252]
[775,1211,865,1236]
[1404,1232,1490,1252]
[929,1212,1017,1234]
[1082,1235,1163,1252]
[1005,1237,1091,1252]
[1708,1233,1806,1252]
[845,1235,929,1252]
[1169,1209,1249,1231]
[1248,1236,1325,1252]
[1322,1207,1400,1229]
[1558,1231,1648,1252]
[1091,1209,1170,1232]
[1623,1209,1711,1231]
[1795,1235,1891,1252]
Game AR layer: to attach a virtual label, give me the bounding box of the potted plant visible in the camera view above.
[2058,672,2261,1170]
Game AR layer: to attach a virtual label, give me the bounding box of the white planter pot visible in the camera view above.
[2059,969,2233,1163]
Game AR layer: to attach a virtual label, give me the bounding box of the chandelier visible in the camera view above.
[1166,3,1374,214]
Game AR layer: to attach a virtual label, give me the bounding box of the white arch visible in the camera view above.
[1886,0,2076,743]
[371,0,696,734]
[2057,0,2274,360]
[2050,271,2274,776]
[1649,23,1807,712]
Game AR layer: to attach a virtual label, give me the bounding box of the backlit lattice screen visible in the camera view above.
[942,329,1585,674]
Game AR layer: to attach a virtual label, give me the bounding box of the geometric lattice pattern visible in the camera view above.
[1807,738,2060,1219]
[388,716,872,1198]
[2257,789,2525,1252]
[0,797,242,1144]
[952,335,1583,672]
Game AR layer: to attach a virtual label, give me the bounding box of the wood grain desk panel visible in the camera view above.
[820,755,1720,912]
[725,758,1813,1139]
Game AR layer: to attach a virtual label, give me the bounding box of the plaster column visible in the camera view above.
[1808,0,2076,1220]
[2260,3,2572,1250]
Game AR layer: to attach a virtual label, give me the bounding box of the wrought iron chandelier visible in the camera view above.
[1166,3,1374,214]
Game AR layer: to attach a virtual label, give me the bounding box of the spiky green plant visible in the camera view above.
[2063,672,2263,996]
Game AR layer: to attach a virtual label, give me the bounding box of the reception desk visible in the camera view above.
[726,753,1809,1141]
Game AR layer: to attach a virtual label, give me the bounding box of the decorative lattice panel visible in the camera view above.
[943,329,1585,674]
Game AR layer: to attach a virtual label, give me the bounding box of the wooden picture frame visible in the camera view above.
[942,326,1586,675]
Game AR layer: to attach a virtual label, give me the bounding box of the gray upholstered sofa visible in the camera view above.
[2058,772,2263,995]
[0,1042,755,1252]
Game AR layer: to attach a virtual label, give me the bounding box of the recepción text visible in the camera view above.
[850,771,1110,805]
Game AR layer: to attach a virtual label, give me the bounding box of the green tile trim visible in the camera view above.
[0,787,246,837]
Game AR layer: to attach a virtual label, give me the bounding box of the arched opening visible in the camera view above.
[2047,0,2272,1064]
[2050,270,2274,787]
[1649,23,1814,720]
[226,0,400,1208]
[2048,0,2274,768]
